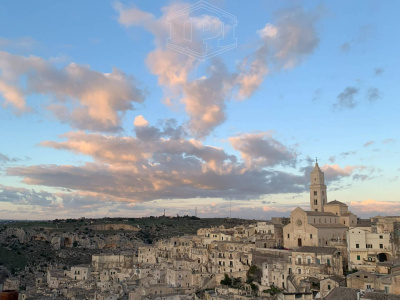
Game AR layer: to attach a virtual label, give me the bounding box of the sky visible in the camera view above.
[0,0,399,220]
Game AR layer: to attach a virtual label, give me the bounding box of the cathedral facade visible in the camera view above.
[283,161,357,248]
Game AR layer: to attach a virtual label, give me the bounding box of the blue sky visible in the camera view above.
[0,0,399,220]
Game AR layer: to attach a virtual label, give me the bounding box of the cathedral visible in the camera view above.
[283,160,357,248]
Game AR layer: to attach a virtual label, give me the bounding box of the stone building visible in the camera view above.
[65,265,92,281]
[259,247,343,294]
[319,275,346,298]
[283,161,357,248]
[347,270,400,294]
[347,226,392,272]
[166,268,192,288]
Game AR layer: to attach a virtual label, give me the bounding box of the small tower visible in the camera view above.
[310,158,327,212]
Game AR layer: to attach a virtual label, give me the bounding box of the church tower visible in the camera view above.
[310,159,327,212]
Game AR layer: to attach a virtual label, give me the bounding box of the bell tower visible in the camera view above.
[310,159,327,212]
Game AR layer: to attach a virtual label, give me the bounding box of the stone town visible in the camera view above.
[2,161,400,300]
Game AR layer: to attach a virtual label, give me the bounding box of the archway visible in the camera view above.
[63,237,71,247]
[377,253,388,262]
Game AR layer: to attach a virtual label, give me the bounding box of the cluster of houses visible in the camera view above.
[2,161,400,299]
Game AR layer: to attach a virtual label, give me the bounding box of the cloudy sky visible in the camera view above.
[0,0,399,220]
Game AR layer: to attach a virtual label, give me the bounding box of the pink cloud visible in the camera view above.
[0,51,144,131]
[350,199,400,215]
[114,3,320,137]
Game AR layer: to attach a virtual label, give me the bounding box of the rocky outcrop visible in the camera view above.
[90,224,140,231]
[0,227,140,251]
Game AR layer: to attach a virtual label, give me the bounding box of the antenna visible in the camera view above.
[164,209,165,217]
[195,207,197,217]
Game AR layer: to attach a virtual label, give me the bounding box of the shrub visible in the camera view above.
[220,274,232,286]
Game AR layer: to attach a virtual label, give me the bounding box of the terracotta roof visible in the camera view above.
[325,200,348,206]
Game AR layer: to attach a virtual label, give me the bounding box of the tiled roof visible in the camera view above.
[325,200,348,206]
[325,287,359,300]
[323,274,346,283]
[306,211,336,216]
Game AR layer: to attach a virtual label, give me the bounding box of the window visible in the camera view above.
[356,244,359,248]
[310,234,313,239]
[288,268,292,274]
[314,191,317,196]
[367,285,371,289]
[380,235,383,239]
[328,285,331,290]
[298,269,301,274]
[307,258,311,265]
[385,286,389,293]
[288,234,290,238]
[327,259,330,266]
[380,244,383,249]
[366,244,372,248]
[298,258,302,264]
[357,255,361,261]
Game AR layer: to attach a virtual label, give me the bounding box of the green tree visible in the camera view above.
[263,284,283,296]
[232,277,242,287]
[220,273,232,286]
[250,283,258,292]
[246,265,262,284]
